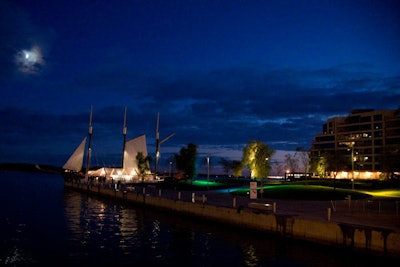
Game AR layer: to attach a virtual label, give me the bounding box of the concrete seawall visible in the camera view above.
[64,182,400,257]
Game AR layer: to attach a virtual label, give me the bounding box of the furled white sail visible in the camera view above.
[63,137,87,172]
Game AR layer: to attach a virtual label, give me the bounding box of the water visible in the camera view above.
[0,171,388,266]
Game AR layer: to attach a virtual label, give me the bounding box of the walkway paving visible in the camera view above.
[137,185,400,232]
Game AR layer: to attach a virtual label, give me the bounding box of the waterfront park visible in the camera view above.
[157,177,400,201]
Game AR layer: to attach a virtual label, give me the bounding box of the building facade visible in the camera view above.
[310,109,400,179]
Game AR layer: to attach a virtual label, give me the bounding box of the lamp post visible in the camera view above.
[206,154,210,183]
[351,145,355,190]
[154,112,175,180]
[169,161,172,177]
[345,143,355,190]
[260,157,269,199]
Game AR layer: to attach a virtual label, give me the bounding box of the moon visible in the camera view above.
[16,46,44,74]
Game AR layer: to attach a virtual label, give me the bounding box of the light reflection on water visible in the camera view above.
[64,191,141,261]
[62,189,290,266]
[0,171,391,266]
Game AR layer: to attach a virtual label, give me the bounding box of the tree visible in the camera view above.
[310,151,327,178]
[325,150,347,190]
[232,160,243,178]
[174,143,198,181]
[296,147,310,174]
[219,157,231,176]
[242,140,274,180]
[296,147,310,183]
[219,157,243,178]
[136,152,152,182]
[381,144,400,179]
[284,153,298,174]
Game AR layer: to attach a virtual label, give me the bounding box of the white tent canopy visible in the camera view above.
[88,134,152,182]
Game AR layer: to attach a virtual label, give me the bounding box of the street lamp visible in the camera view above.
[260,157,269,198]
[206,154,210,183]
[342,141,355,190]
[351,146,355,190]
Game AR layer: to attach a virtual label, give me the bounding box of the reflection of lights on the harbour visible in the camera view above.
[119,209,139,251]
[65,192,142,253]
[150,220,161,249]
[243,245,259,267]
[4,247,30,265]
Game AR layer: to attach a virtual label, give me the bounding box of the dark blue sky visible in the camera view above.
[1,0,399,171]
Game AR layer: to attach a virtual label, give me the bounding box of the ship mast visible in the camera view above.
[121,107,127,167]
[154,112,175,178]
[154,112,160,177]
[85,105,93,180]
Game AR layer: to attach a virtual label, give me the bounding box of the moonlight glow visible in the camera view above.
[15,46,44,74]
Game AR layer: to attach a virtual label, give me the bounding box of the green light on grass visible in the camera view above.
[192,180,221,187]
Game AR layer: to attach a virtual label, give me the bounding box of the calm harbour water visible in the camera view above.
[0,170,386,266]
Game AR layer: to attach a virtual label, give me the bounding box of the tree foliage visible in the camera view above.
[219,158,243,178]
[232,160,243,178]
[381,144,400,179]
[174,143,198,180]
[136,152,152,181]
[296,147,310,174]
[284,153,298,173]
[242,140,274,179]
[310,152,327,178]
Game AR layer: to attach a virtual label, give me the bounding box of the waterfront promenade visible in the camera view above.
[64,181,400,258]
[129,183,400,232]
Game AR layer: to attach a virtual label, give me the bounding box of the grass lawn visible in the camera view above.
[230,184,372,200]
[157,177,400,200]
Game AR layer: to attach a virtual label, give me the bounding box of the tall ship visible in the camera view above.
[62,106,156,183]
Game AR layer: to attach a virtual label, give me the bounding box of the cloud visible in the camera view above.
[1,63,399,166]
[0,0,54,78]
[65,64,400,144]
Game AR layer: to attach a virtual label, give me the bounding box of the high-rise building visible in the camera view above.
[310,109,400,179]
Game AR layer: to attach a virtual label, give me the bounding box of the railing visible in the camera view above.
[331,198,400,216]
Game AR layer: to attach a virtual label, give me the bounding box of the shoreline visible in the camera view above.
[64,181,400,258]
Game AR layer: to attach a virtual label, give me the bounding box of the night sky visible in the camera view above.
[1,0,399,172]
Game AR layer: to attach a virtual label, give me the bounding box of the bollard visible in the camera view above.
[158,189,162,197]
[232,197,236,208]
[202,194,206,203]
[273,202,277,213]
[192,193,195,203]
[178,192,181,200]
[143,187,146,195]
[327,208,331,222]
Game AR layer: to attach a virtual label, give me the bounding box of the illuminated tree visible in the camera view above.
[136,152,152,182]
[174,143,198,180]
[242,140,274,180]
[310,152,327,178]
